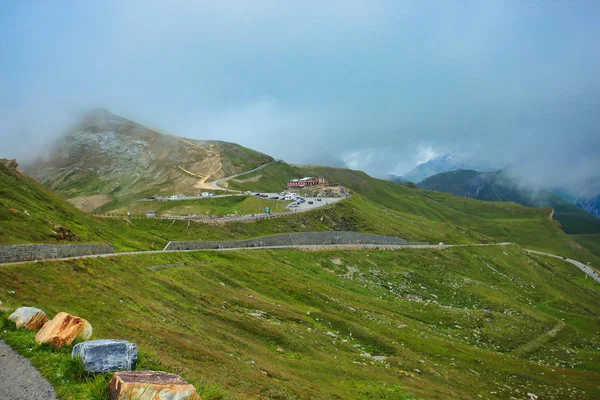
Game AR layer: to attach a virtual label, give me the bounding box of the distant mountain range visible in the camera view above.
[418,169,600,235]
[400,154,600,224]
[577,194,600,219]
[401,154,496,183]
[23,109,273,211]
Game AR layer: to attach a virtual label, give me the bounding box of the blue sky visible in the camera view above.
[1,1,599,187]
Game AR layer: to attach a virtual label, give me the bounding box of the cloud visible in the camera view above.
[1,1,599,192]
[414,146,440,167]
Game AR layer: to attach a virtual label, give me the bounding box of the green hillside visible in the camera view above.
[228,162,599,263]
[571,234,600,258]
[112,195,291,216]
[548,196,600,234]
[418,169,600,236]
[6,159,597,265]
[227,160,300,192]
[1,246,598,399]
[3,157,600,399]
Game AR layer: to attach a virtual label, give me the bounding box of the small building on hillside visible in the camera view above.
[287,177,328,189]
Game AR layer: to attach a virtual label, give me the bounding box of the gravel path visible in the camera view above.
[0,340,57,400]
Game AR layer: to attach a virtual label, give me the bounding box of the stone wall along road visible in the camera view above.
[164,231,427,251]
[0,244,114,264]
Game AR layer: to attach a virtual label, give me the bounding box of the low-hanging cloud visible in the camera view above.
[1,1,599,192]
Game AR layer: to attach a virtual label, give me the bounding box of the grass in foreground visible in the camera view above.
[1,246,597,399]
[0,314,229,400]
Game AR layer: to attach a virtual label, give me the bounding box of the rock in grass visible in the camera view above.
[109,370,201,400]
[8,307,47,330]
[72,339,138,373]
[35,312,92,347]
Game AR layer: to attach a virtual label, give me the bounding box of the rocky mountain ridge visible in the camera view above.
[24,109,273,211]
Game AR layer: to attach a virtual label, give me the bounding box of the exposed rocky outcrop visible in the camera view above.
[51,226,80,242]
[72,339,138,374]
[35,312,92,347]
[1,158,18,169]
[109,371,201,400]
[23,109,273,210]
[8,307,47,330]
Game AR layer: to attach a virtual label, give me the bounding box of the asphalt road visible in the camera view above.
[0,341,57,400]
[526,250,600,283]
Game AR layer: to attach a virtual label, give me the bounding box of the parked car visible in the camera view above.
[308,201,313,204]
[316,198,322,201]
[289,203,298,207]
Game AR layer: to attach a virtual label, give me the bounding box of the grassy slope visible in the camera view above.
[0,162,167,251]
[549,196,600,234]
[112,195,291,216]
[417,169,600,236]
[227,160,300,193]
[1,246,598,399]
[3,161,598,266]
[571,234,600,258]
[0,162,483,250]
[296,165,599,264]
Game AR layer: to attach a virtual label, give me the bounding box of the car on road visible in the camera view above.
[308,201,313,204]
[316,198,322,201]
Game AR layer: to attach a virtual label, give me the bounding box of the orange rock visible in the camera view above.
[35,312,92,347]
[9,307,47,330]
[109,371,201,400]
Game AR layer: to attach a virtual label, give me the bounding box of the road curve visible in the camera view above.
[526,250,600,283]
[210,160,280,191]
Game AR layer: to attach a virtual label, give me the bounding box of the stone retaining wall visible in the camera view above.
[164,232,426,251]
[0,244,114,264]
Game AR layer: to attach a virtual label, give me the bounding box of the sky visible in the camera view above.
[1,1,599,190]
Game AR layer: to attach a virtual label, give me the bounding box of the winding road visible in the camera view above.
[210,160,280,191]
[526,250,600,283]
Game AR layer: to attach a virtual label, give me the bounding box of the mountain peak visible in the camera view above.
[401,154,497,183]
